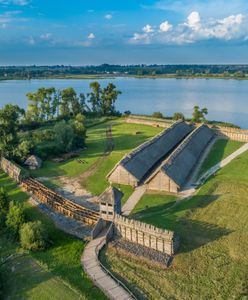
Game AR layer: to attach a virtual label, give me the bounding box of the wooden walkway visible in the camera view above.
[81,225,134,300]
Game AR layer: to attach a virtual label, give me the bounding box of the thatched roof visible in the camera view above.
[99,186,123,205]
[108,121,194,182]
[147,124,215,188]
[24,155,42,169]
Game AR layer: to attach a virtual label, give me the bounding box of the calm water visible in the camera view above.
[0,78,248,128]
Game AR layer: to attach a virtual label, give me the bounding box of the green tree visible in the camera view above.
[15,139,34,163]
[152,111,164,119]
[20,221,48,251]
[6,202,25,239]
[71,113,86,148]
[54,121,74,153]
[192,106,208,123]
[88,82,101,113]
[173,112,185,121]
[0,188,9,230]
[100,83,121,115]
[0,104,23,158]
[26,92,40,121]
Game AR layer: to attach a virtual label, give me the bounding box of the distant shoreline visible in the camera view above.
[1,74,248,81]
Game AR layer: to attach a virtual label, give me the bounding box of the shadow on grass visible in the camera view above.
[177,218,232,254]
[131,193,232,253]
[198,139,229,177]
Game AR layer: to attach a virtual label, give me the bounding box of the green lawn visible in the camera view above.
[103,151,248,300]
[32,118,161,196]
[198,139,244,178]
[112,184,134,206]
[0,171,106,300]
[131,192,177,225]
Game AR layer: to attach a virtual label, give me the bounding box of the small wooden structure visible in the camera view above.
[24,155,42,170]
[99,186,123,220]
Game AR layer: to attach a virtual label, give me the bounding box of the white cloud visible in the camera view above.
[104,14,112,20]
[0,0,31,5]
[1,23,7,28]
[130,12,246,45]
[130,32,150,44]
[159,21,172,32]
[186,11,201,29]
[28,36,35,45]
[88,33,95,39]
[40,33,52,40]
[143,24,154,33]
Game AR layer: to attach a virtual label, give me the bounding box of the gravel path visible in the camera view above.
[122,185,146,216]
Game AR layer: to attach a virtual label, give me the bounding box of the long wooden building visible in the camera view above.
[145,124,215,193]
[107,121,194,186]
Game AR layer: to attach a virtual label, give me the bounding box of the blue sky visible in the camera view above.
[1,0,248,65]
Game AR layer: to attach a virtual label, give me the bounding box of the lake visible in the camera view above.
[0,77,248,128]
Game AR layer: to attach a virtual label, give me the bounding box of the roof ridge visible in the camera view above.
[163,124,209,170]
[121,120,184,166]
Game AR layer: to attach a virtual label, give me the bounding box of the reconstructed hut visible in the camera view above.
[99,186,123,220]
[145,125,215,193]
[24,155,42,170]
[107,121,194,187]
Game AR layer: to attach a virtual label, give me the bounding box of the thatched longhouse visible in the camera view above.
[107,121,194,186]
[145,124,215,193]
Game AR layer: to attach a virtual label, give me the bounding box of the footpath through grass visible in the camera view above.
[104,150,248,300]
[32,118,161,196]
[0,172,106,300]
[198,139,244,178]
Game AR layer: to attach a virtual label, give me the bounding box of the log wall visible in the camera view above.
[126,116,248,142]
[146,171,179,193]
[108,165,138,186]
[0,157,22,182]
[114,215,179,256]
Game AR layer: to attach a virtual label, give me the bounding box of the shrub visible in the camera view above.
[173,112,185,121]
[152,111,164,119]
[6,201,25,239]
[0,188,9,230]
[20,221,48,251]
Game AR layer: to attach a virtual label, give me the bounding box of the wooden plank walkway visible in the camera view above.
[81,225,134,300]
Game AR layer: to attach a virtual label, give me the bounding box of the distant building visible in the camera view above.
[145,125,215,193]
[107,121,194,186]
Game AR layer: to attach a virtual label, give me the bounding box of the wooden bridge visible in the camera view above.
[21,178,100,225]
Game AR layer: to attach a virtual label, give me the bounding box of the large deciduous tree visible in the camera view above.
[0,104,23,158]
[192,106,208,123]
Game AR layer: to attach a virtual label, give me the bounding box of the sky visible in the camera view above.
[1,0,248,65]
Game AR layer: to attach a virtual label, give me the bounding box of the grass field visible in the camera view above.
[0,172,106,300]
[32,119,161,196]
[103,150,248,299]
[198,139,244,178]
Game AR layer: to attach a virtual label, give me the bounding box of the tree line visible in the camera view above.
[0,81,122,162]
[1,64,248,79]
[26,82,121,121]
[152,106,208,123]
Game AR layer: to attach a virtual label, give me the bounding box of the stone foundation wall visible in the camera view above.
[114,215,179,256]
